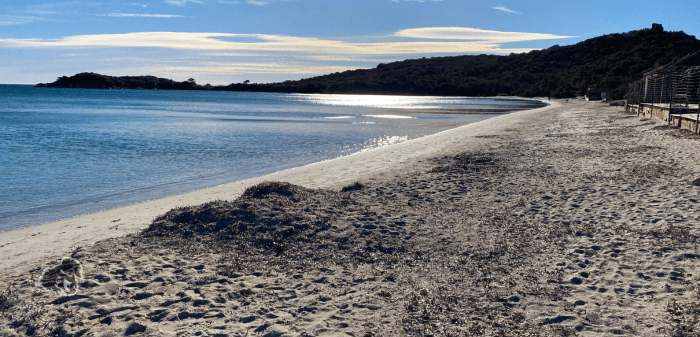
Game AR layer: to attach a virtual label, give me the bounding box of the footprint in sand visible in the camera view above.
[37,257,84,296]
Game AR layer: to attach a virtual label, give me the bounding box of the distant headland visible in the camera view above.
[36,24,700,100]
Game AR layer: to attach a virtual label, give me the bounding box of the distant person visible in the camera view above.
[548,96,551,101]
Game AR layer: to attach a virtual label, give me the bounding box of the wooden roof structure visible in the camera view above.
[628,50,700,111]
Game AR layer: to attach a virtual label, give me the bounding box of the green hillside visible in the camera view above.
[247,24,700,99]
[38,25,700,99]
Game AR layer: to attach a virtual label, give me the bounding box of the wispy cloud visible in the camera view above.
[243,0,288,5]
[164,0,204,6]
[307,55,399,62]
[102,13,184,18]
[159,62,357,75]
[492,6,521,14]
[217,0,290,5]
[0,28,576,83]
[0,31,569,54]
[0,28,576,54]
[394,27,574,43]
[24,10,57,15]
[28,1,102,9]
[20,1,102,19]
[0,15,46,26]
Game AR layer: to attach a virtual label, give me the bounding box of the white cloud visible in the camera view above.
[25,10,57,15]
[28,1,102,9]
[394,27,575,43]
[0,15,45,26]
[0,28,577,83]
[0,29,573,54]
[493,6,521,14]
[164,0,204,6]
[158,62,359,75]
[307,55,399,62]
[204,52,278,57]
[102,13,184,18]
[244,0,287,5]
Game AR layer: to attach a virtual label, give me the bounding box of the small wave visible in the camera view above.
[395,105,442,109]
[352,122,375,125]
[360,135,409,152]
[325,116,355,119]
[379,105,441,110]
[362,115,414,119]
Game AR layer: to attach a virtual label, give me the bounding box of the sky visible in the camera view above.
[1,0,700,85]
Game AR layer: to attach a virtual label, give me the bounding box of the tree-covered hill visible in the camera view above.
[254,24,700,99]
[37,24,700,99]
[35,72,205,90]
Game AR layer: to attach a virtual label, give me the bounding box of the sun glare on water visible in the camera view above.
[299,94,443,109]
[360,135,409,152]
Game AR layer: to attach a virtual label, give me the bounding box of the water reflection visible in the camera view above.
[0,89,545,231]
[297,93,442,109]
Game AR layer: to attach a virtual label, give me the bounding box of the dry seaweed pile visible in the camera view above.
[142,181,410,261]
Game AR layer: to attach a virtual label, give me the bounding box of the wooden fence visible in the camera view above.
[627,51,700,131]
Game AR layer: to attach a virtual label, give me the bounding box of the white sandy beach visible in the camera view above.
[4,98,700,336]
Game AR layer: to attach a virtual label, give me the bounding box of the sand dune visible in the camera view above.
[3,98,700,336]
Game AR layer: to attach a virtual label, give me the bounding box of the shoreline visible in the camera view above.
[5,98,700,335]
[0,98,554,273]
[0,91,543,233]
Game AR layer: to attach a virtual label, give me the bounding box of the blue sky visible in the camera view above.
[1,0,699,84]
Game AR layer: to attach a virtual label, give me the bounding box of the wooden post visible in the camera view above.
[696,87,700,133]
[636,82,641,116]
[668,74,673,125]
[650,76,655,119]
[650,77,655,108]
[638,81,643,116]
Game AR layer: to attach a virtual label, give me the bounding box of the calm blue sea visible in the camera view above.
[0,87,544,232]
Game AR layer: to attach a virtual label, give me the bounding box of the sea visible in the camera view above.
[0,86,545,232]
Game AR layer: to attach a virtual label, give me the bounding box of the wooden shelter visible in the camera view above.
[626,50,700,131]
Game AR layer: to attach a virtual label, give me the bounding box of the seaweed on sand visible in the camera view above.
[140,181,409,261]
